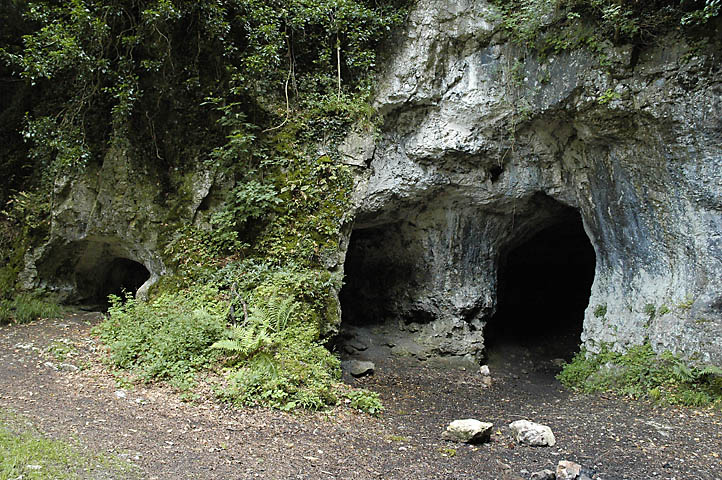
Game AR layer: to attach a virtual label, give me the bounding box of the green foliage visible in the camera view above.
[0,293,62,325]
[344,388,384,416]
[0,408,138,480]
[593,304,607,318]
[214,296,340,410]
[96,287,226,389]
[438,447,457,457]
[489,0,720,59]
[597,88,621,105]
[2,0,404,412]
[558,344,722,408]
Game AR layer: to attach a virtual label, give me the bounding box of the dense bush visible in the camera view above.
[96,287,226,389]
[558,344,722,408]
[1,0,411,411]
[212,296,340,410]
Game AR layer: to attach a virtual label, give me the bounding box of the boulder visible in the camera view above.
[442,419,493,444]
[509,420,556,447]
[348,360,375,378]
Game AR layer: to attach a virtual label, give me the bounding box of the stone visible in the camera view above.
[509,420,556,447]
[479,365,490,376]
[348,339,368,351]
[348,360,375,378]
[556,460,582,480]
[114,390,127,399]
[442,419,493,444]
[529,469,556,480]
[58,363,79,372]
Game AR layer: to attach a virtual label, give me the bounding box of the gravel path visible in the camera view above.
[1,314,720,479]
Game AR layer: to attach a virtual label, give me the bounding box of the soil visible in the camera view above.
[1,313,720,480]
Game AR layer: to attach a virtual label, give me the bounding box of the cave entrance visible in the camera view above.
[335,223,425,362]
[485,209,595,364]
[98,258,150,303]
[76,257,151,309]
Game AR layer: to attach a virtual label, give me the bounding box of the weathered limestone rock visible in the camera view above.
[556,460,582,480]
[347,360,375,377]
[442,419,493,444]
[18,139,223,303]
[340,0,722,365]
[509,420,556,447]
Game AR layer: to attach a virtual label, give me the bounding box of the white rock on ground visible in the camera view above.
[509,420,556,447]
[556,460,582,479]
[442,419,493,444]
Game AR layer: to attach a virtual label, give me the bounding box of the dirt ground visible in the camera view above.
[1,313,720,480]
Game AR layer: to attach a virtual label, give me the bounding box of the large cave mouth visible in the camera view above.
[485,210,596,362]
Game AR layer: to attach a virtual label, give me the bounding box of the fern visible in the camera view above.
[212,296,300,360]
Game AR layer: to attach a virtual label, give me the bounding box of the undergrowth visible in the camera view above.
[0,408,138,479]
[0,293,62,325]
[558,344,722,408]
[95,287,226,391]
[95,269,381,414]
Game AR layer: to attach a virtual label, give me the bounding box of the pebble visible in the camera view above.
[556,460,582,480]
[529,469,555,480]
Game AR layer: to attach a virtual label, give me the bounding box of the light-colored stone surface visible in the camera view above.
[347,360,375,377]
[442,419,493,444]
[340,0,722,365]
[509,420,556,447]
[556,460,582,480]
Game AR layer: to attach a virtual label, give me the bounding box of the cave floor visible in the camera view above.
[1,315,720,480]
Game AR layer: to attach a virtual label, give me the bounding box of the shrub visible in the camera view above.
[558,344,722,408]
[96,287,226,389]
[344,389,384,416]
[214,296,340,410]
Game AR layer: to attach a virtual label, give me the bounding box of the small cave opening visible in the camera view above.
[485,210,596,363]
[76,258,151,309]
[100,258,150,301]
[334,224,419,362]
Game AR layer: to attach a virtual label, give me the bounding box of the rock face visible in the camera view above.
[340,0,722,365]
[18,139,221,303]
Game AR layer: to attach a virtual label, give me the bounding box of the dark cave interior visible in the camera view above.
[485,212,596,361]
[100,258,150,300]
[76,257,150,308]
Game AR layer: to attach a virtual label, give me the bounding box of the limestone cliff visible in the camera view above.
[18,0,721,366]
[340,0,722,364]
